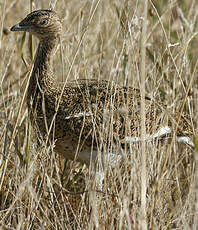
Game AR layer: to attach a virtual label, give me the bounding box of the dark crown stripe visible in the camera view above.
[26,10,54,21]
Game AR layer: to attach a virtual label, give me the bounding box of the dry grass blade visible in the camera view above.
[140,0,148,229]
[49,0,57,10]
[28,0,34,62]
[193,135,198,230]
[194,136,198,154]
[19,32,28,69]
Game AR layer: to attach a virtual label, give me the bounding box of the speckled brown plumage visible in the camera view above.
[11,10,193,166]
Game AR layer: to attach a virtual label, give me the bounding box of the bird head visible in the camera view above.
[10,9,62,39]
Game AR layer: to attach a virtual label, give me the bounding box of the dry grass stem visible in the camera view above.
[140,0,148,229]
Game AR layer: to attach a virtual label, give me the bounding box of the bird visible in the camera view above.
[10,9,194,169]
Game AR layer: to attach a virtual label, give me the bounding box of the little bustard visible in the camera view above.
[10,9,194,167]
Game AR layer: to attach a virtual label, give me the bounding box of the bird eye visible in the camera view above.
[40,19,48,25]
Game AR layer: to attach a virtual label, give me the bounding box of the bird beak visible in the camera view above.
[10,23,26,32]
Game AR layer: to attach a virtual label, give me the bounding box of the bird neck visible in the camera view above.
[31,35,59,91]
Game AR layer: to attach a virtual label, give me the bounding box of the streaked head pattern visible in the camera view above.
[11,9,62,39]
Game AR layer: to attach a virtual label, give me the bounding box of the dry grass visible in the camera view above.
[0,0,198,229]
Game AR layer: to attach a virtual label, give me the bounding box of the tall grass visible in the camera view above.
[0,0,197,229]
[140,0,148,229]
